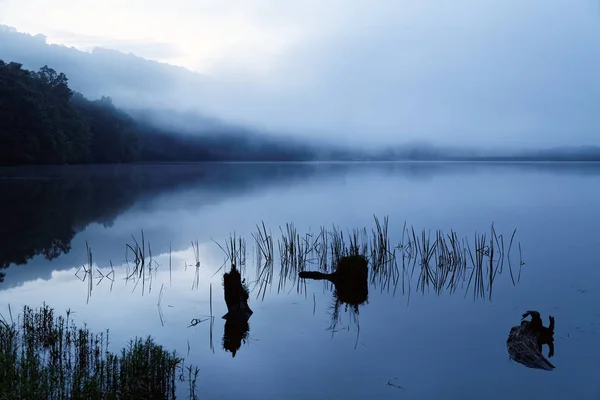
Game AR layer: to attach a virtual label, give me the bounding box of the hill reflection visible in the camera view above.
[1,161,588,284]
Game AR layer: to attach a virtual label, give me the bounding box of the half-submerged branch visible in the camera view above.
[506,310,555,371]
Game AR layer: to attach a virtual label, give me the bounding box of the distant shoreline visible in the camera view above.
[3,159,600,169]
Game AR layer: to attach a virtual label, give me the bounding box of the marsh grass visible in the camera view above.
[191,240,201,291]
[212,234,246,277]
[246,215,522,301]
[75,242,116,304]
[73,216,522,354]
[251,222,274,300]
[125,230,159,296]
[79,217,521,304]
[0,304,198,400]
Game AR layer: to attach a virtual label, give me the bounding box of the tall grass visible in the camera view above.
[0,303,198,400]
[80,217,521,304]
[124,230,159,296]
[251,222,274,300]
[75,242,115,304]
[247,215,522,301]
[212,234,246,277]
[76,217,522,338]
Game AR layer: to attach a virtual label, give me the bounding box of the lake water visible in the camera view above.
[1,162,599,399]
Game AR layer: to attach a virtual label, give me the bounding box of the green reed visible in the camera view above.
[0,303,198,400]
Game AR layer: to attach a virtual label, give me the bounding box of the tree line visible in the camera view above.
[0,60,316,166]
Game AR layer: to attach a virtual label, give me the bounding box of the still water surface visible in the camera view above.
[1,162,599,399]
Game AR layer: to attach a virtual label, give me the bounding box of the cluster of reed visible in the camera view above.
[0,304,198,400]
[246,216,523,301]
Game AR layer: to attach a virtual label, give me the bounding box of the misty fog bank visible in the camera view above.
[0,60,334,165]
[1,23,600,163]
[2,1,600,150]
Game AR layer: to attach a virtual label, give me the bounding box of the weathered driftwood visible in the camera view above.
[506,310,555,371]
[222,263,253,319]
[299,254,369,307]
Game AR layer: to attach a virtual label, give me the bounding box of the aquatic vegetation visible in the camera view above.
[79,215,521,307]
[251,216,522,302]
[212,234,247,277]
[75,242,115,304]
[74,216,523,343]
[507,311,555,371]
[0,303,198,399]
[125,230,161,296]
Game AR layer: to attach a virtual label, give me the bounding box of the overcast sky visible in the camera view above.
[1,0,600,149]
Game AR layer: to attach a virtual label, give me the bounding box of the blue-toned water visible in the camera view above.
[1,162,599,399]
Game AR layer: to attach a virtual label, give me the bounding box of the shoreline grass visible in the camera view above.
[0,303,198,400]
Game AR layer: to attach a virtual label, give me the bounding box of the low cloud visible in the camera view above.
[46,30,183,61]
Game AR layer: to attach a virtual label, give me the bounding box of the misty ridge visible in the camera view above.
[1,24,600,165]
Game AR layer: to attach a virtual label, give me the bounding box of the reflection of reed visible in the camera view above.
[248,216,523,302]
[212,234,247,277]
[124,230,160,296]
[82,216,522,304]
[75,241,114,304]
[76,215,524,334]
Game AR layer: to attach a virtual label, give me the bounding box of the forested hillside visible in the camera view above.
[0,60,317,165]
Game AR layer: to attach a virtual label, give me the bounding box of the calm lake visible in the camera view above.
[1,162,599,399]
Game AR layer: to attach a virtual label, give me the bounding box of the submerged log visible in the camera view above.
[222,264,253,319]
[506,310,555,371]
[299,254,369,307]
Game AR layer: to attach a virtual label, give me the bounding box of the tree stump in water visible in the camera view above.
[222,264,253,319]
[506,310,555,371]
[299,254,369,307]
[222,263,253,357]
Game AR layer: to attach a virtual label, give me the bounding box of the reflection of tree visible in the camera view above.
[0,172,141,282]
[0,163,353,284]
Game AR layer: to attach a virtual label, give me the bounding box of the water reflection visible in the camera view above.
[506,310,556,371]
[0,162,355,283]
[257,217,522,303]
[68,216,523,346]
[2,162,600,398]
[222,315,251,358]
[2,161,597,285]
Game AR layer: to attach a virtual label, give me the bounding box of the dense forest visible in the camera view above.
[0,60,318,165]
